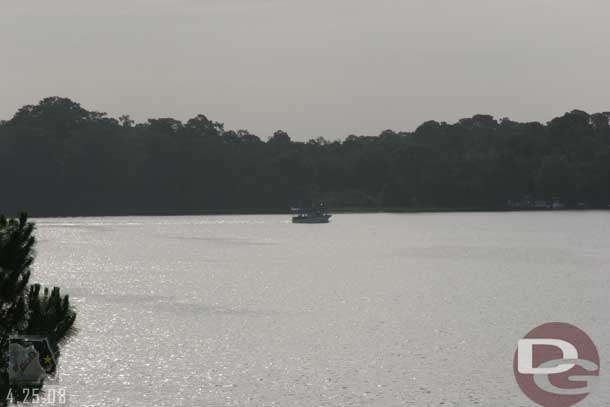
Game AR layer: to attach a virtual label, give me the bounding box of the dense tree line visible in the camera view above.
[1,97,609,216]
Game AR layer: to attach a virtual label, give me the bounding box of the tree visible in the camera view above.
[222,130,262,145]
[118,115,134,128]
[268,130,291,146]
[185,114,224,138]
[147,118,183,135]
[8,97,107,133]
[0,213,76,404]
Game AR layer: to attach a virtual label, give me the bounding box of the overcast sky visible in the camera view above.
[1,0,609,140]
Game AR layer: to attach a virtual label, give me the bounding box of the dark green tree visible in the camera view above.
[0,213,76,404]
[268,130,291,146]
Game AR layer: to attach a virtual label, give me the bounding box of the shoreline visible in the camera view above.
[25,206,610,219]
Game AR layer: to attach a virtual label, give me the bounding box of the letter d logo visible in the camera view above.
[518,339,577,374]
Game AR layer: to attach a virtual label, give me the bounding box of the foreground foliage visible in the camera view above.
[0,213,76,404]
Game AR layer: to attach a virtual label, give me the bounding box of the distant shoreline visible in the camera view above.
[26,206,609,219]
[4,99,610,224]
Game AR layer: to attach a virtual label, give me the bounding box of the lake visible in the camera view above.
[33,212,610,406]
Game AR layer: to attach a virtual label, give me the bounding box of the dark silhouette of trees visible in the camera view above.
[1,97,610,216]
[0,213,76,404]
[268,130,291,147]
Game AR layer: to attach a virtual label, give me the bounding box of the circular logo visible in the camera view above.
[513,322,600,407]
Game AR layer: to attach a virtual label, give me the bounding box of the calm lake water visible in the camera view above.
[33,212,610,406]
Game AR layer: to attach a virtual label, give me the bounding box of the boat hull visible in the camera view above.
[292,215,332,224]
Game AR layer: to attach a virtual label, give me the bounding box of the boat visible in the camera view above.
[291,203,332,224]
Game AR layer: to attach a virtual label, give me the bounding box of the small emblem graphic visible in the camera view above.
[513,322,600,407]
[8,336,58,386]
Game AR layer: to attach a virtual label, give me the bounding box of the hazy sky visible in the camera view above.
[1,0,609,140]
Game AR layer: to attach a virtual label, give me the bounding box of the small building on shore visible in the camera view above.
[507,196,565,210]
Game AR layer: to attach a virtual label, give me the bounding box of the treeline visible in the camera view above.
[1,97,609,216]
